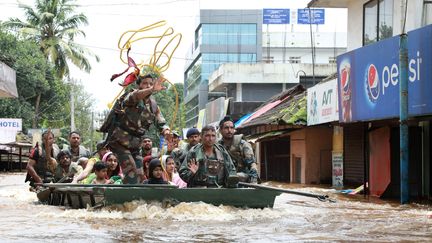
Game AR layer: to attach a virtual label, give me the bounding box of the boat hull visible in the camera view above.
[38,183,281,209]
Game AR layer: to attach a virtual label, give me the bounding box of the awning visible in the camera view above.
[245,130,286,143]
[0,62,18,98]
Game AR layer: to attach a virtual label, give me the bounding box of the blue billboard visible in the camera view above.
[297,9,325,24]
[337,24,432,123]
[263,9,290,24]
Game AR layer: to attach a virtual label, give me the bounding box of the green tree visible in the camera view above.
[0,30,64,129]
[2,0,99,79]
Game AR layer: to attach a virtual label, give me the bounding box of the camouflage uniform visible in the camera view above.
[179,143,237,188]
[218,134,258,182]
[103,89,168,184]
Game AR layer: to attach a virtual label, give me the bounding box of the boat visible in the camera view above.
[36,183,282,209]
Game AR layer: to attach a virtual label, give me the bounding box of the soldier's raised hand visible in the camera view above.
[188,158,199,174]
[153,76,167,92]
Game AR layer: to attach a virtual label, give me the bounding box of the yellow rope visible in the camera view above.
[109,20,181,130]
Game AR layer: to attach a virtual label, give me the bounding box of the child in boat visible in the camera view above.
[102,152,123,184]
[91,161,111,184]
[143,159,168,184]
[162,155,187,188]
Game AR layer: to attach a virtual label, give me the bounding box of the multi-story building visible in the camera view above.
[184,8,347,127]
[184,10,262,128]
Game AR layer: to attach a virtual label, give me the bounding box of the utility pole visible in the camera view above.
[70,78,76,132]
[399,0,409,204]
[90,111,94,153]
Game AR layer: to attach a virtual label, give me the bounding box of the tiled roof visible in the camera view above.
[238,84,307,129]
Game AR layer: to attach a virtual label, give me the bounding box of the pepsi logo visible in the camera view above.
[341,66,350,92]
[366,64,380,102]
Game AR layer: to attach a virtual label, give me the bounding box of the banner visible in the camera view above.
[307,79,339,125]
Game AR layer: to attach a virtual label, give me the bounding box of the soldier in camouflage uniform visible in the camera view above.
[218,116,259,183]
[179,125,238,188]
[100,74,170,184]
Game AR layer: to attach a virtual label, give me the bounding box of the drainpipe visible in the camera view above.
[399,0,409,204]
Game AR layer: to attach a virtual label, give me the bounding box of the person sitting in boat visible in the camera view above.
[62,131,91,163]
[91,161,111,184]
[103,152,123,184]
[179,125,239,188]
[72,141,110,184]
[25,129,60,188]
[141,136,153,157]
[162,155,187,188]
[143,155,152,180]
[170,128,200,171]
[54,150,83,183]
[143,158,168,184]
[218,116,259,184]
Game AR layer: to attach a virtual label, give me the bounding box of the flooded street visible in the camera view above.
[1,173,431,242]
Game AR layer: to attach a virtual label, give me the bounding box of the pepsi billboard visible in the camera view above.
[337,24,432,123]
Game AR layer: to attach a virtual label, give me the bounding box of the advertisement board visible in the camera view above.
[307,79,339,125]
[337,24,432,122]
[0,118,22,143]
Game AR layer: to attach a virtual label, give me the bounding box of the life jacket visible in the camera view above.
[25,145,58,185]
[225,134,245,170]
[193,144,226,187]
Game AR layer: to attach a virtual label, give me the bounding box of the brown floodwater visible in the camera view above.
[0,173,431,242]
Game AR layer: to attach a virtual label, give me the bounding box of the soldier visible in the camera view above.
[171,128,200,169]
[100,73,170,184]
[179,125,238,188]
[63,131,91,162]
[218,116,259,183]
[184,127,201,150]
[25,130,60,188]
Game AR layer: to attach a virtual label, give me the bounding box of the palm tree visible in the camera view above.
[2,0,99,79]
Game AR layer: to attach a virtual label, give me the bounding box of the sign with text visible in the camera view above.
[0,118,22,143]
[337,24,432,122]
[263,9,290,24]
[297,9,325,24]
[307,79,339,125]
[332,151,343,188]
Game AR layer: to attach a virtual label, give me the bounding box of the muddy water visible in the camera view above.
[0,173,431,242]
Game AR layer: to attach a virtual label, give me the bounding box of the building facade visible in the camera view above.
[309,0,432,200]
[184,10,262,128]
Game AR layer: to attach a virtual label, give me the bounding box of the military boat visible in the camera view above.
[36,183,282,209]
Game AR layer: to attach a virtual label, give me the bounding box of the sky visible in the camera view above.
[0,0,347,112]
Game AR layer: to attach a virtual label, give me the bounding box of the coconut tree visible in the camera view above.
[2,0,99,79]
[2,0,99,128]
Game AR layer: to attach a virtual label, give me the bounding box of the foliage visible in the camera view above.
[0,30,65,130]
[1,0,99,79]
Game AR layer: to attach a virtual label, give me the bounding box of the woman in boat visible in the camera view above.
[162,155,187,188]
[103,152,123,184]
[143,158,168,184]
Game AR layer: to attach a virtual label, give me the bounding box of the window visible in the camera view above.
[201,23,257,46]
[329,57,336,64]
[363,0,393,46]
[289,56,301,64]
